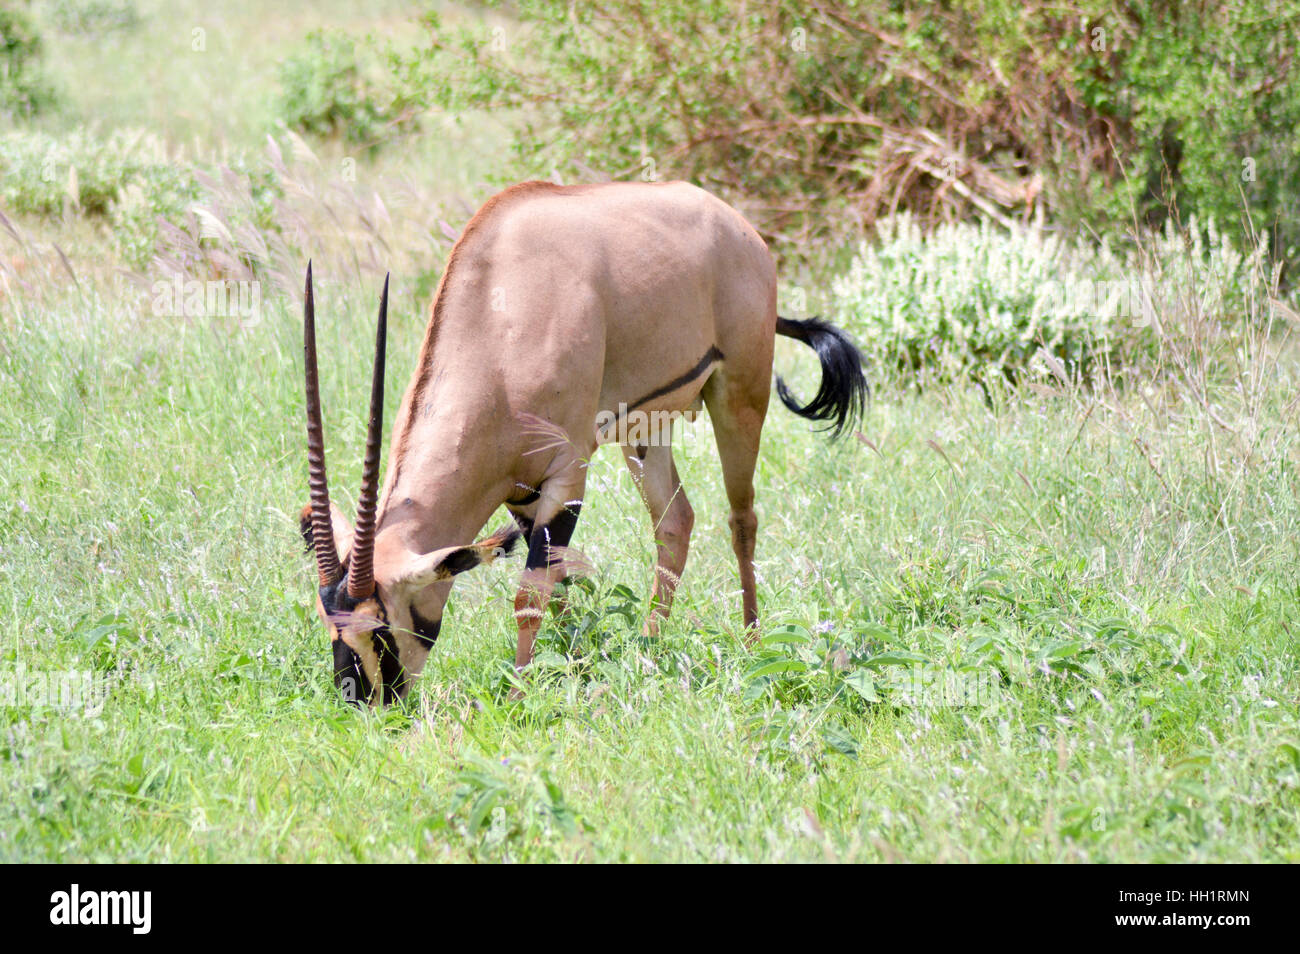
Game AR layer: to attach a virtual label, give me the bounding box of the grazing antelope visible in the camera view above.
[301,180,865,705]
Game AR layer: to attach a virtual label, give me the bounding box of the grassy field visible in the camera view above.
[1,1,1298,862]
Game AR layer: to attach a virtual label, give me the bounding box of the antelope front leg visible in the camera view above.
[513,568,558,669]
[510,501,582,692]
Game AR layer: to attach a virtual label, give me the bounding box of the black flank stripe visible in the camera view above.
[626,346,723,413]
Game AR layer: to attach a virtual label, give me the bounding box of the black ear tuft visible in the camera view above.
[434,527,525,580]
[299,504,315,552]
[441,546,483,576]
[495,527,523,557]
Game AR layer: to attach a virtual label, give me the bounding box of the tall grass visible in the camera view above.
[1,249,1297,860]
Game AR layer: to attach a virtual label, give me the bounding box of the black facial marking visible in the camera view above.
[374,629,407,705]
[410,607,442,649]
[333,638,371,706]
[320,571,398,706]
[318,576,351,612]
[627,345,723,412]
[525,502,582,571]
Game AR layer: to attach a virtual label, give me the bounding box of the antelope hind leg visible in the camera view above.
[620,438,693,636]
[703,379,767,642]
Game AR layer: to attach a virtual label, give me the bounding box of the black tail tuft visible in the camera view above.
[775,316,868,439]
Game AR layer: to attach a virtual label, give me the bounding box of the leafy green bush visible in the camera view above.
[827,213,1273,380]
[276,30,406,147]
[0,128,193,219]
[0,129,197,269]
[400,1,1299,269]
[143,159,285,277]
[1065,2,1300,266]
[0,128,281,270]
[109,166,202,269]
[37,0,140,33]
[0,5,56,118]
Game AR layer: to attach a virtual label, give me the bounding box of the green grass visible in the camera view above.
[30,0,425,146]
[1,0,1298,863]
[1,275,1298,862]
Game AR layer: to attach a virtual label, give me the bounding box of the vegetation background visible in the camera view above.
[0,0,1297,861]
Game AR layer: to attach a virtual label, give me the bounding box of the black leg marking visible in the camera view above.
[525,503,582,571]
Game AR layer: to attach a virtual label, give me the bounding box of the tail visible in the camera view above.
[775,316,868,439]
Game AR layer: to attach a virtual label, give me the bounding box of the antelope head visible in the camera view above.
[298,264,520,706]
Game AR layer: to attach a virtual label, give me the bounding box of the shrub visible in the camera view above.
[0,4,56,118]
[145,158,285,279]
[1064,2,1300,267]
[827,214,1274,381]
[0,128,282,270]
[276,30,406,147]
[399,1,1300,270]
[37,0,140,34]
[0,128,193,219]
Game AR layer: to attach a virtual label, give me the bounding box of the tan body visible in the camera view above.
[303,180,863,705]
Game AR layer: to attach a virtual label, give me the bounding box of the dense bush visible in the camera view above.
[0,128,280,269]
[0,4,56,119]
[37,0,140,33]
[1066,2,1300,266]
[276,30,408,147]
[400,1,1299,269]
[0,128,191,219]
[827,213,1273,380]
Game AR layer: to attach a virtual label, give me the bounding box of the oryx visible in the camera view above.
[301,180,865,705]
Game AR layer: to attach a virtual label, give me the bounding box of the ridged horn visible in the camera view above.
[346,274,388,600]
[304,261,343,587]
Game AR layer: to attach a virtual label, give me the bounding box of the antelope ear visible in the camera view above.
[299,501,356,566]
[391,526,523,592]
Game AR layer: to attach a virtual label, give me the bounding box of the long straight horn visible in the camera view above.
[347,274,388,600]
[304,261,343,587]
